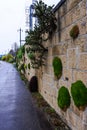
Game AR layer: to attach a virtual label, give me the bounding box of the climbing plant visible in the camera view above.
[25,0,57,69]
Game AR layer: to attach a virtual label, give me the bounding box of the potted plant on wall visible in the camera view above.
[71,80,87,111]
[52,57,62,80]
[70,25,79,39]
[57,86,71,111]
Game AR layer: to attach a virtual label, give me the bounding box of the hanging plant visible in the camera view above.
[70,25,79,39]
[71,80,87,111]
[57,86,71,111]
[52,57,62,79]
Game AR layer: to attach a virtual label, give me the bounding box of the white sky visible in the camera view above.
[0,0,60,54]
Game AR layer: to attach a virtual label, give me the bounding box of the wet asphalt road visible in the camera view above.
[0,61,43,130]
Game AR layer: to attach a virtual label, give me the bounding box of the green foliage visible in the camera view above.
[21,45,25,54]
[17,49,22,59]
[52,57,62,79]
[57,86,71,110]
[70,25,79,39]
[16,45,25,60]
[25,1,57,68]
[28,52,35,60]
[24,64,27,69]
[1,54,14,63]
[8,58,15,63]
[71,80,87,108]
[1,55,7,61]
[33,0,57,36]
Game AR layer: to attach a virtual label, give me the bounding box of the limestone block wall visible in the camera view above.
[24,45,35,81]
[36,0,87,130]
[24,0,87,129]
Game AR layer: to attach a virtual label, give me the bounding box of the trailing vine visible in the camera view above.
[25,0,57,69]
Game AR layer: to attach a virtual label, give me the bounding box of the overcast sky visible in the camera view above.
[0,0,60,54]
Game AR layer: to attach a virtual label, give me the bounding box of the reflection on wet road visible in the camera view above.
[0,61,41,130]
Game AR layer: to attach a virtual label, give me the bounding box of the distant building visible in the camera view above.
[25,0,37,32]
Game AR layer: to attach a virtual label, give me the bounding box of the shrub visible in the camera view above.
[71,80,87,109]
[70,25,79,39]
[8,58,15,63]
[29,76,38,92]
[1,54,14,63]
[1,55,7,61]
[57,86,71,110]
[52,57,62,79]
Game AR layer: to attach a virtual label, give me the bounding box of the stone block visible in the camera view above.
[59,55,67,68]
[67,110,76,127]
[73,70,87,85]
[61,16,66,29]
[78,53,87,70]
[63,68,73,87]
[80,0,86,18]
[74,35,86,52]
[47,56,52,66]
[67,48,77,69]
[68,0,81,11]
[46,66,53,75]
[48,47,52,56]
[82,123,87,130]
[59,79,68,87]
[52,45,60,55]
[82,109,87,123]
[61,29,67,42]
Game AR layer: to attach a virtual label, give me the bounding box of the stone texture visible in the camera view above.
[23,0,87,130]
[67,48,77,69]
[73,70,87,85]
[78,53,87,70]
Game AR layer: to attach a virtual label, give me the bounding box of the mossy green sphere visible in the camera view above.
[58,86,71,110]
[52,57,62,79]
[71,80,87,108]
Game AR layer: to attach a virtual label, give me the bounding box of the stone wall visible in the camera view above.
[24,0,87,129]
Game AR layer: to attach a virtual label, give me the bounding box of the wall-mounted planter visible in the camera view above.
[70,25,79,39]
[52,57,62,80]
[57,86,71,111]
[71,80,87,111]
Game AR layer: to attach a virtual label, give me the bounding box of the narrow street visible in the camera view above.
[0,61,52,130]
